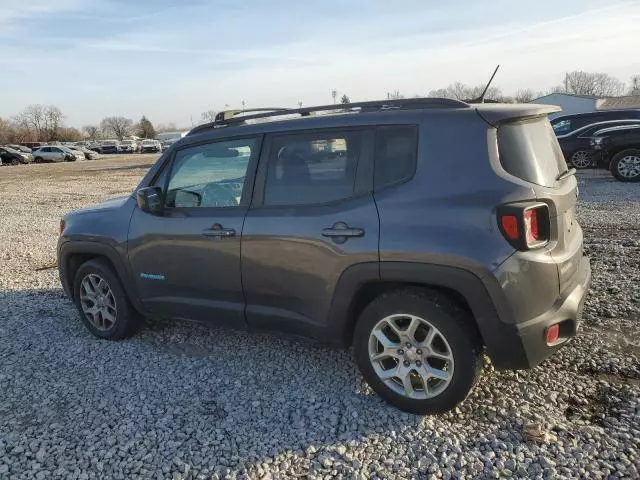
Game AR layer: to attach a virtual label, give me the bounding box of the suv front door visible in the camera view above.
[127,136,261,326]
[241,128,379,338]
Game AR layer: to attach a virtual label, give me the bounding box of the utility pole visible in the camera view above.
[331,89,337,104]
[241,100,245,112]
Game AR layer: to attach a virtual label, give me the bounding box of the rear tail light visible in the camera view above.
[60,219,66,235]
[497,203,550,250]
[545,324,560,345]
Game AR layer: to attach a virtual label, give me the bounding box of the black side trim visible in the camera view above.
[378,262,524,370]
[58,240,144,314]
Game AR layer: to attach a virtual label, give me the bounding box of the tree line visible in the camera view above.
[0,108,177,144]
[2,70,639,144]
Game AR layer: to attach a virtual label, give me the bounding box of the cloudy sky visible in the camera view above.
[1,0,639,127]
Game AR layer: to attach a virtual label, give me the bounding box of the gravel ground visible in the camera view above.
[0,160,638,479]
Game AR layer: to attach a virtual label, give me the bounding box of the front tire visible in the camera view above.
[353,289,482,414]
[570,150,593,169]
[610,149,640,182]
[73,259,141,339]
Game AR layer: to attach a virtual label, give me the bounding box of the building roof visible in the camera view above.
[533,93,599,102]
[597,96,640,110]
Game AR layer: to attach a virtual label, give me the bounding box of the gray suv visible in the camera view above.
[57,99,591,414]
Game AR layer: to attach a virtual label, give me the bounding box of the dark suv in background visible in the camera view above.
[58,99,591,414]
[551,109,640,136]
[590,124,640,181]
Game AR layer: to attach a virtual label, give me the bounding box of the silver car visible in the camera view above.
[32,146,84,163]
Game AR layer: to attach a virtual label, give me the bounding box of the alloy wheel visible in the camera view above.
[571,150,592,169]
[617,155,640,179]
[79,274,118,331]
[368,314,454,399]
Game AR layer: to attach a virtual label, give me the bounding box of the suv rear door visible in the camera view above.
[241,128,379,337]
[127,136,261,326]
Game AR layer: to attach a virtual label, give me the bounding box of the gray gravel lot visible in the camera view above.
[0,159,638,479]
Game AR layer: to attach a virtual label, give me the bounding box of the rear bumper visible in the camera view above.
[488,255,591,370]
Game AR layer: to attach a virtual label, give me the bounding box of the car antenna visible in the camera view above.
[469,64,500,103]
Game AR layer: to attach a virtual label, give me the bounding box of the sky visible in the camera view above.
[1,0,639,128]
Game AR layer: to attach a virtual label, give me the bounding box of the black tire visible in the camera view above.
[353,288,482,414]
[10,157,20,166]
[610,149,640,182]
[73,259,141,340]
[34,157,43,164]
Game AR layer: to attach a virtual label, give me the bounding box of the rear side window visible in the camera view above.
[552,119,572,135]
[264,130,362,206]
[498,117,566,188]
[374,126,418,190]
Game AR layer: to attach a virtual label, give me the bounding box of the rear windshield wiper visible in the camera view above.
[556,168,576,181]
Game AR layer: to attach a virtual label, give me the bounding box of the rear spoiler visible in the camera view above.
[475,103,561,127]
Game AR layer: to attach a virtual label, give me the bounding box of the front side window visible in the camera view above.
[165,137,257,208]
[264,130,362,206]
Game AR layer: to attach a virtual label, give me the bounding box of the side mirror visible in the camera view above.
[136,186,163,215]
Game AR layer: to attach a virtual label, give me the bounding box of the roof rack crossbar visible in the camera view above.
[189,97,469,135]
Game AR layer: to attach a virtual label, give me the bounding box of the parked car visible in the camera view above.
[100,140,120,154]
[58,98,590,414]
[0,146,34,165]
[20,142,44,150]
[590,124,640,182]
[85,142,102,153]
[551,109,640,136]
[557,119,640,169]
[118,140,139,153]
[67,145,99,160]
[7,144,32,154]
[140,139,162,153]
[32,146,83,162]
[161,139,176,151]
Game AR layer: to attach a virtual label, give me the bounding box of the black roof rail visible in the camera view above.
[188,97,469,135]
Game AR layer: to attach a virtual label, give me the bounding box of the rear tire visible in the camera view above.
[353,288,483,414]
[610,149,640,182]
[34,157,43,163]
[73,259,142,340]
[570,150,593,169]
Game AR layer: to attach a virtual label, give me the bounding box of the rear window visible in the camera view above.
[497,117,567,187]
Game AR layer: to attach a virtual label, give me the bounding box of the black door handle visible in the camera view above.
[202,225,236,237]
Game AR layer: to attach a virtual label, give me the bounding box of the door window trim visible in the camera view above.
[147,134,264,214]
[251,127,374,209]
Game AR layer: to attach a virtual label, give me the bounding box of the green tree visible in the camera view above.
[340,94,350,104]
[137,116,156,139]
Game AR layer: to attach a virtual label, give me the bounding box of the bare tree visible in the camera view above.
[555,71,625,97]
[386,90,404,100]
[628,75,640,96]
[83,125,101,140]
[201,110,217,123]
[514,89,537,103]
[428,82,504,101]
[100,116,134,140]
